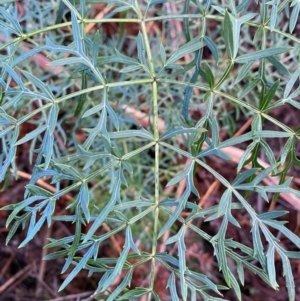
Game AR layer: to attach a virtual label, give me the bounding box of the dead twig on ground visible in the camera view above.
[0,261,35,294]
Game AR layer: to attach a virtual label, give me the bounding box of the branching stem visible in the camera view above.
[140,12,159,300]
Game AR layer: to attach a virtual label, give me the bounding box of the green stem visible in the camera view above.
[3,13,299,53]
[0,19,140,51]
[215,91,294,134]
[157,78,293,134]
[10,79,153,126]
[140,14,159,300]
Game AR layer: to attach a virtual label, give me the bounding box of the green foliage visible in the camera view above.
[1,0,300,300]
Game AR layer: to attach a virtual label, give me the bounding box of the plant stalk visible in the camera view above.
[140,14,160,300]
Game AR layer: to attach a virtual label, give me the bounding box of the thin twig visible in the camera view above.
[30,270,57,298]
[0,253,14,280]
[9,168,72,201]
[47,291,94,301]
[199,180,221,208]
[0,262,34,294]
[233,117,253,138]
[84,6,114,33]
[35,226,52,298]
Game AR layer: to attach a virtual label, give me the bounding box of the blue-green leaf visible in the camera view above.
[159,43,167,65]
[62,0,81,19]
[167,273,180,301]
[204,36,219,63]
[137,32,146,65]
[284,67,300,99]
[269,0,279,31]
[235,47,292,63]
[71,12,83,54]
[228,269,242,300]
[15,125,47,146]
[278,249,295,301]
[234,61,255,84]
[148,0,167,5]
[0,7,22,35]
[117,287,149,300]
[107,269,133,301]
[83,174,121,243]
[59,244,95,291]
[166,37,205,66]
[223,11,234,60]
[100,237,130,291]
[2,63,26,91]
[289,3,300,33]
[161,126,205,140]
[120,65,142,73]
[266,244,278,288]
[267,56,289,76]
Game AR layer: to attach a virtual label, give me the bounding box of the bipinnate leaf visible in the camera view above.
[59,245,95,292]
[117,287,149,300]
[148,0,167,5]
[2,63,26,91]
[99,0,139,14]
[239,77,260,98]
[167,273,180,301]
[234,61,254,84]
[213,218,231,286]
[266,244,278,289]
[83,173,121,243]
[269,0,279,31]
[223,11,235,60]
[165,36,205,67]
[158,188,189,238]
[15,125,47,146]
[284,67,300,99]
[166,162,194,187]
[278,249,295,301]
[6,214,30,245]
[267,56,290,75]
[137,32,146,65]
[0,7,23,35]
[289,2,300,33]
[105,268,133,300]
[1,1,300,300]
[203,61,214,88]
[119,65,142,73]
[204,36,219,63]
[99,234,130,292]
[235,47,292,63]
[22,71,54,100]
[178,231,189,299]
[71,11,83,54]
[228,269,242,300]
[160,126,206,140]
